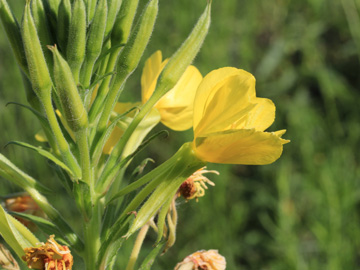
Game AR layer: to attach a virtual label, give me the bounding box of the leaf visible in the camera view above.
[6,102,51,134]
[0,205,39,259]
[5,141,74,177]
[9,212,69,246]
[0,153,51,194]
[138,241,165,270]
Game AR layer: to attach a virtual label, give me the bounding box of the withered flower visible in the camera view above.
[174,249,226,270]
[22,235,73,270]
[178,167,218,201]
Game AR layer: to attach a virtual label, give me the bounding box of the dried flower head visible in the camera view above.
[178,167,218,201]
[22,235,73,270]
[174,249,226,270]
[0,244,20,270]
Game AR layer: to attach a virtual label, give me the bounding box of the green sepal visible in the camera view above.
[0,204,39,259]
[5,141,75,178]
[138,240,165,270]
[9,212,70,246]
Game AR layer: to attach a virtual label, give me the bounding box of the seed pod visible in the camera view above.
[31,0,54,67]
[67,0,86,84]
[80,0,107,87]
[49,45,88,132]
[57,0,71,53]
[21,1,52,100]
[111,0,139,46]
[0,0,28,75]
[155,2,211,99]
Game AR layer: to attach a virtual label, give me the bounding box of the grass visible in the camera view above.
[1,0,360,269]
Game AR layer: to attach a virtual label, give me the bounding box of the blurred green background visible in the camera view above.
[1,0,360,269]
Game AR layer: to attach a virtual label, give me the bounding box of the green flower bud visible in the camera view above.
[80,0,108,87]
[67,0,86,84]
[0,0,28,75]
[41,0,59,31]
[97,0,158,132]
[104,0,122,38]
[21,1,52,100]
[57,0,72,53]
[49,45,88,132]
[154,2,211,100]
[110,0,139,45]
[31,0,54,68]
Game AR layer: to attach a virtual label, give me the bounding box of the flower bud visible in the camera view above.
[80,0,108,87]
[0,0,28,75]
[49,45,88,132]
[97,0,158,131]
[154,2,211,100]
[21,1,52,101]
[57,0,72,53]
[104,0,123,38]
[66,0,86,83]
[110,0,139,45]
[31,0,54,68]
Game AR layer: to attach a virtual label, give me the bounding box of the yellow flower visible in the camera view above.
[174,249,226,270]
[192,67,289,165]
[141,50,203,131]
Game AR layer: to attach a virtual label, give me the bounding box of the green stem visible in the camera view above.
[76,128,92,185]
[84,200,101,270]
[41,93,82,179]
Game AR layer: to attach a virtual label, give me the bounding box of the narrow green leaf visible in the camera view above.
[5,141,74,177]
[9,212,69,246]
[0,205,39,259]
[138,241,165,270]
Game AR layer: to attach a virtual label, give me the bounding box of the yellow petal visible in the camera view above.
[233,97,275,131]
[193,68,257,137]
[35,130,47,142]
[193,129,289,165]
[141,51,168,103]
[156,65,202,130]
